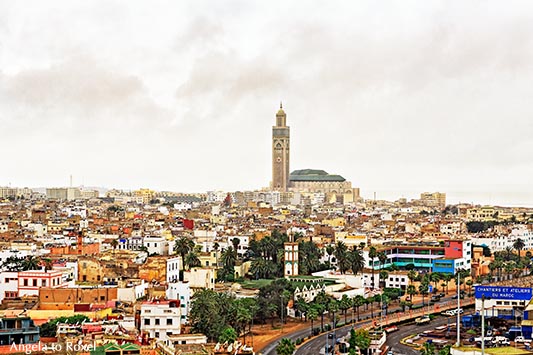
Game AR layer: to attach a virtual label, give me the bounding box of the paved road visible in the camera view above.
[386,316,451,355]
[260,295,471,355]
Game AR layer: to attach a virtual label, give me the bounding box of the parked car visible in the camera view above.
[385,326,399,333]
[415,316,431,325]
[492,336,510,346]
[431,295,441,302]
[515,336,531,343]
[438,292,446,298]
[474,336,493,343]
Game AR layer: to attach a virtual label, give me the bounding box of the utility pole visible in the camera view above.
[456,270,461,346]
[481,295,486,355]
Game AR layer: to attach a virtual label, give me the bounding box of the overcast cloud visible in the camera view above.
[1,0,532,205]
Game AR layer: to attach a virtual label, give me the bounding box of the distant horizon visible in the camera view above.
[10,183,533,208]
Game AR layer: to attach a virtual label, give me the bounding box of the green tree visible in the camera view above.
[420,341,436,355]
[220,246,237,281]
[349,247,365,275]
[307,306,319,336]
[218,326,237,344]
[352,295,366,321]
[313,291,330,331]
[348,328,357,349]
[190,289,233,342]
[339,295,352,324]
[379,270,389,289]
[352,328,371,355]
[419,275,430,305]
[22,255,41,271]
[438,345,451,355]
[514,238,525,258]
[407,284,417,301]
[334,241,350,274]
[174,236,195,263]
[276,338,296,355]
[377,251,387,269]
[298,240,323,275]
[294,296,309,321]
[232,238,241,258]
[430,273,441,293]
[368,246,377,289]
[184,251,201,270]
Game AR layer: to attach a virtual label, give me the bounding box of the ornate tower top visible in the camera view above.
[276,102,287,126]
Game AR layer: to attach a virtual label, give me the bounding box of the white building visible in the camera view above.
[0,271,19,302]
[166,281,191,325]
[143,236,170,256]
[140,300,181,342]
[166,257,182,284]
[384,272,409,290]
[226,235,250,257]
[183,268,216,290]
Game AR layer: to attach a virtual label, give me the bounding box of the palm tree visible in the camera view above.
[349,247,365,275]
[307,306,319,336]
[294,296,309,321]
[407,284,417,301]
[339,295,351,324]
[42,258,53,271]
[174,236,195,262]
[430,273,441,293]
[514,238,525,259]
[185,251,201,270]
[377,251,387,269]
[222,247,237,270]
[442,273,453,295]
[353,295,366,321]
[232,237,240,258]
[379,270,389,289]
[314,291,329,331]
[213,242,220,267]
[276,338,295,355]
[22,256,40,271]
[334,241,350,274]
[369,246,377,290]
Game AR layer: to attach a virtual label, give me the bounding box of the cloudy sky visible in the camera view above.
[1,1,532,206]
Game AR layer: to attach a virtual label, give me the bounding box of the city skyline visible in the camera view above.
[1,1,533,206]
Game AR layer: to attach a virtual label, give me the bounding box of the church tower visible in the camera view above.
[272,103,290,191]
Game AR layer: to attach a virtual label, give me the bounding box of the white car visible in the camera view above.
[515,336,531,343]
[442,308,463,316]
[474,336,493,343]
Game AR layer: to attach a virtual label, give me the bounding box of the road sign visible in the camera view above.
[474,286,532,300]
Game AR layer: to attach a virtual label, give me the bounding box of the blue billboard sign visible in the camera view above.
[475,286,532,301]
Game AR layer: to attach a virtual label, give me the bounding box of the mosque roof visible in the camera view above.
[289,169,346,182]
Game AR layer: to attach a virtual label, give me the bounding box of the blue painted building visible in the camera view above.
[0,315,40,345]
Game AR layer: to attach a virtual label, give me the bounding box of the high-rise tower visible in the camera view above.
[272,103,290,191]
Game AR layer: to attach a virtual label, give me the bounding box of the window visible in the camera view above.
[167,319,173,325]
[155,319,160,325]
[144,319,150,325]
[33,279,37,287]
[42,280,47,287]
[23,279,28,286]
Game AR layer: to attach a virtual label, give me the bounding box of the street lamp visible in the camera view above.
[456,270,461,347]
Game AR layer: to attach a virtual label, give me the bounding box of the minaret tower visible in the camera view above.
[272,103,290,191]
[284,231,299,276]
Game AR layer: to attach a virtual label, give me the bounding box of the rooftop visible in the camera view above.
[289,169,346,182]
